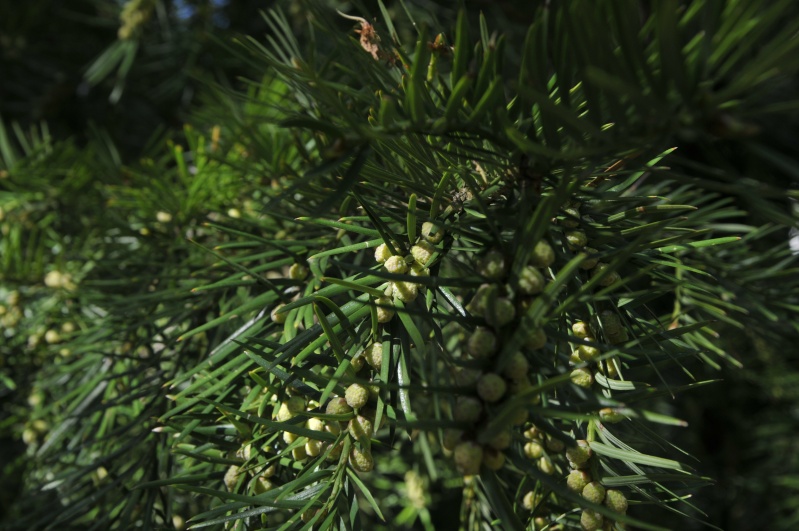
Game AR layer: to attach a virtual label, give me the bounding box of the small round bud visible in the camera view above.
[283,431,298,444]
[271,303,287,324]
[349,447,374,472]
[522,491,541,511]
[359,406,386,431]
[236,444,252,461]
[375,296,395,323]
[27,393,43,408]
[511,408,529,426]
[44,329,61,344]
[410,262,429,277]
[478,250,507,280]
[537,456,555,475]
[545,435,565,453]
[452,367,481,387]
[45,270,62,288]
[22,428,37,445]
[91,466,108,486]
[467,327,498,358]
[465,284,495,315]
[366,383,380,401]
[453,441,483,476]
[524,327,547,350]
[392,280,419,303]
[570,367,593,388]
[525,425,543,439]
[477,373,507,403]
[300,508,315,523]
[592,263,621,287]
[348,415,374,442]
[561,207,581,228]
[518,266,545,295]
[600,359,620,379]
[374,243,392,263]
[487,429,512,450]
[27,332,42,349]
[604,489,628,514]
[582,481,606,504]
[580,509,604,531]
[485,297,516,328]
[442,429,463,451]
[453,397,483,423]
[305,439,323,457]
[277,397,306,421]
[156,211,172,223]
[567,469,592,493]
[325,441,344,460]
[483,448,505,470]
[421,221,445,244]
[572,321,590,339]
[262,463,277,478]
[508,374,533,395]
[411,241,436,266]
[345,383,370,409]
[173,515,187,530]
[607,328,629,345]
[306,417,325,433]
[599,408,626,423]
[529,240,555,268]
[253,475,275,494]
[384,255,408,274]
[578,342,601,362]
[580,247,600,270]
[566,440,593,468]
[325,397,353,416]
[566,230,588,249]
[224,465,242,491]
[289,263,309,280]
[45,270,75,290]
[292,446,308,462]
[365,342,383,371]
[598,310,622,337]
[7,291,20,307]
[524,440,544,460]
[350,353,365,372]
[502,352,529,379]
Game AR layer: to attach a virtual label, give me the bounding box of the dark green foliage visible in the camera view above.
[2,1,799,530]
[0,0,279,157]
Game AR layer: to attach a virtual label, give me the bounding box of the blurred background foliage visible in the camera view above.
[1,0,798,529]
